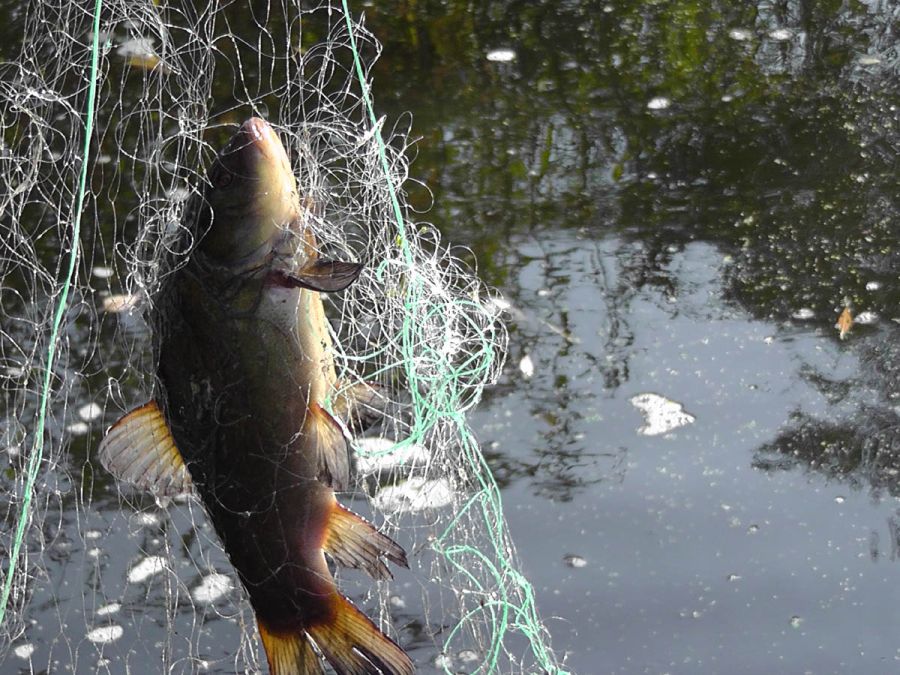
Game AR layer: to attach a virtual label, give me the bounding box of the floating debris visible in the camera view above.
[102,293,140,313]
[86,625,124,644]
[191,573,232,605]
[127,555,166,584]
[96,602,121,617]
[354,437,429,474]
[389,595,406,610]
[13,643,35,659]
[855,311,878,325]
[486,48,516,63]
[374,477,455,514]
[519,354,535,379]
[789,615,803,628]
[563,554,587,568]
[646,96,671,111]
[836,307,853,340]
[834,496,845,504]
[727,573,742,582]
[629,393,696,436]
[858,55,881,66]
[791,308,815,320]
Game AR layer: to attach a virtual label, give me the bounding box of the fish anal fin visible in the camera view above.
[307,593,414,675]
[269,260,363,293]
[258,619,323,675]
[332,380,389,434]
[97,401,192,496]
[307,403,350,491]
[324,500,408,580]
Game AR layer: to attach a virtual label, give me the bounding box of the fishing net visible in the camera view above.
[0,1,565,672]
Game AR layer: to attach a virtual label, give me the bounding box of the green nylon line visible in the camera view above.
[0,0,104,626]
[340,3,566,674]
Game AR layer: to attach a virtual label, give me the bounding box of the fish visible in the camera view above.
[98,117,413,675]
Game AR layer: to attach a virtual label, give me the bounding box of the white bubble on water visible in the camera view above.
[855,311,878,324]
[91,266,113,279]
[647,96,671,110]
[629,393,696,436]
[519,354,535,379]
[96,602,120,617]
[86,624,124,644]
[191,573,232,605]
[486,48,516,63]
[132,512,159,527]
[434,653,453,669]
[374,477,455,514]
[67,421,90,436]
[792,308,815,320]
[563,554,587,568]
[354,437,430,474]
[769,28,792,41]
[13,643,35,659]
[78,403,103,422]
[729,28,752,41]
[865,281,881,291]
[127,556,167,584]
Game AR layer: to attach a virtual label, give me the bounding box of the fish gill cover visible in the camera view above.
[0,1,565,673]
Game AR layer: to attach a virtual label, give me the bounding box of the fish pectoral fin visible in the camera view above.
[307,403,351,491]
[97,400,192,496]
[285,259,363,293]
[331,380,390,433]
[306,592,414,675]
[324,499,408,580]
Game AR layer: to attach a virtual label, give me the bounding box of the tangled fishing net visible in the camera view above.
[0,1,565,672]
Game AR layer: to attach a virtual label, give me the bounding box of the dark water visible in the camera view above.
[3,1,900,673]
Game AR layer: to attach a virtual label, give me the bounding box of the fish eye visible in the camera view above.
[213,169,233,188]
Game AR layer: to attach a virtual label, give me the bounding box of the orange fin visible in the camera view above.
[258,620,323,675]
[306,593,414,675]
[332,380,390,433]
[324,500,408,580]
[97,401,192,496]
[307,403,350,491]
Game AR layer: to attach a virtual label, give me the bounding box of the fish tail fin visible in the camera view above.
[307,593,414,675]
[325,500,408,580]
[257,620,323,675]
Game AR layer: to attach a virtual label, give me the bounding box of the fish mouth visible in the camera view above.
[223,117,282,164]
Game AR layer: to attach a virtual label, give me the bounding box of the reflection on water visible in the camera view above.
[2,0,899,672]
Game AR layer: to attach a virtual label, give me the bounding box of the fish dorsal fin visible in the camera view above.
[269,260,363,293]
[323,498,408,580]
[307,403,351,491]
[97,401,192,496]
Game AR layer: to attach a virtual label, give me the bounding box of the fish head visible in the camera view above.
[200,117,300,265]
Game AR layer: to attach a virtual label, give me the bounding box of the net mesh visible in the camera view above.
[0,1,565,672]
